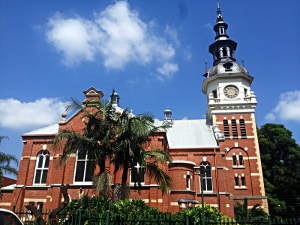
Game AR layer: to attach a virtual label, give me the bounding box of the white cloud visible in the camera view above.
[165,25,180,47]
[46,1,177,75]
[156,63,179,80]
[0,98,68,129]
[265,90,300,122]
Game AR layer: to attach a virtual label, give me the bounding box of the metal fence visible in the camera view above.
[14,208,49,224]
[13,209,300,225]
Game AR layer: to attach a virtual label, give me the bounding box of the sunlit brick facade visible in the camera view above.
[0,7,268,217]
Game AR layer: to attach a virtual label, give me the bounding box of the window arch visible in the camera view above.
[34,150,50,185]
[200,161,213,192]
[74,150,95,183]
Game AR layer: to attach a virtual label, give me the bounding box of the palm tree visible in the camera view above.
[234,199,268,223]
[53,101,117,195]
[112,110,172,199]
[0,136,18,183]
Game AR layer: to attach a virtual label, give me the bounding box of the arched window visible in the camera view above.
[234,175,239,186]
[232,155,237,166]
[186,174,191,190]
[200,161,213,192]
[34,150,50,185]
[130,162,145,185]
[241,175,246,186]
[74,150,95,183]
[239,155,244,166]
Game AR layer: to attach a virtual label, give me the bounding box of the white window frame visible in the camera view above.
[199,161,213,193]
[73,151,94,185]
[33,150,50,185]
[130,163,145,186]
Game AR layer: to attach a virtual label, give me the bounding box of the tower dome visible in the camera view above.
[207,60,248,78]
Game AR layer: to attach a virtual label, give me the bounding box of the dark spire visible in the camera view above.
[110,89,120,106]
[208,3,238,66]
[216,1,223,22]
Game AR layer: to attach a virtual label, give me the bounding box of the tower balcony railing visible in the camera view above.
[208,95,257,105]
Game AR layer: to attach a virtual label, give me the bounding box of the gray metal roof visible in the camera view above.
[24,123,59,135]
[166,119,218,149]
[23,119,218,149]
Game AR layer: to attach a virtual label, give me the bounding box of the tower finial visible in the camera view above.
[217,0,221,15]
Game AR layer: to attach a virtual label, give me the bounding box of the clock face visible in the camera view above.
[224,85,239,98]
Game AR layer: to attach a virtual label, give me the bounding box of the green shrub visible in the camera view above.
[175,205,230,224]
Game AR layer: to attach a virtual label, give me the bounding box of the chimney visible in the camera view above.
[82,87,104,106]
[164,109,173,122]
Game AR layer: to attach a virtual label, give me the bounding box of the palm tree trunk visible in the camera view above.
[120,153,129,200]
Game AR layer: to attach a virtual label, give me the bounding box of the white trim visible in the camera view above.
[24,198,47,203]
[72,182,93,185]
[251,173,260,176]
[0,202,11,206]
[171,160,196,166]
[248,156,258,159]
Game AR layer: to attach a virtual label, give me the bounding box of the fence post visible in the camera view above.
[105,210,110,225]
[185,215,190,225]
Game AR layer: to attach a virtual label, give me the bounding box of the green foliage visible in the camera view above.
[59,196,172,225]
[0,136,18,181]
[175,205,229,224]
[234,199,268,223]
[258,123,300,216]
[54,97,172,198]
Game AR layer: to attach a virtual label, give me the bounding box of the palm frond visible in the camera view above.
[145,149,172,163]
[0,165,18,176]
[145,162,172,194]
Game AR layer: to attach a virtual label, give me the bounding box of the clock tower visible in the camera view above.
[202,6,269,212]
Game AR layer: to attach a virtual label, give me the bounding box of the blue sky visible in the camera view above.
[1,0,300,176]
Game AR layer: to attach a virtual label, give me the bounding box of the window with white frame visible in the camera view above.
[34,150,50,185]
[130,162,145,185]
[74,150,95,183]
[200,161,213,192]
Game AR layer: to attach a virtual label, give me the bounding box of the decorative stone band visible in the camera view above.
[232,195,267,200]
[0,202,11,206]
[21,156,54,160]
[250,173,260,176]
[24,198,47,203]
[170,160,196,166]
[170,190,196,194]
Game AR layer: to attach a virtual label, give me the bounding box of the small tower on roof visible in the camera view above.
[110,89,120,107]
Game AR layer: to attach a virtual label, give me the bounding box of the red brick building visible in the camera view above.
[0,7,268,217]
